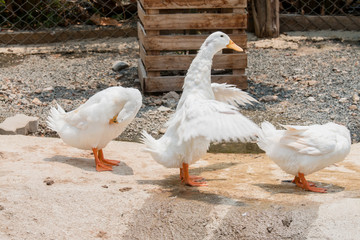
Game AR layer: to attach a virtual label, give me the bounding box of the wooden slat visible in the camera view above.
[139,0,247,9]
[280,14,360,31]
[141,50,247,71]
[138,2,247,30]
[144,75,247,92]
[138,59,147,92]
[138,22,247,51]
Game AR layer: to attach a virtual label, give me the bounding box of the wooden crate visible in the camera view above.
[137,0,248,93]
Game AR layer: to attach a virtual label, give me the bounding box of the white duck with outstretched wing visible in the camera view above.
[142,32,260,186]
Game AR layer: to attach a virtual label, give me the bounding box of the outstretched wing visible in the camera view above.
[280,124,337,156]
[167,97,260,144]
[211,83,258,107]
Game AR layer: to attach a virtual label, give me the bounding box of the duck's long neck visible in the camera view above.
[181,46,218,100]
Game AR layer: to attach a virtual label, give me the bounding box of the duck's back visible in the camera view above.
[258,122,351,175]
[48,87,142,150]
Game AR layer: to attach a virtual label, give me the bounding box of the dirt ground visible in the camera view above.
[1,135,359,240]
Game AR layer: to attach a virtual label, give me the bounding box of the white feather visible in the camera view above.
[141,32,260,169]
[47,86,142,150]
[257,121,351,176]
[211,83,258,106]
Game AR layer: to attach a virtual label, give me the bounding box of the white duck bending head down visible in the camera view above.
[257,121,351,193]
[47,86,142,171]
[142,32,260,187]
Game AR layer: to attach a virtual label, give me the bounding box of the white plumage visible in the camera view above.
[47,86,142,171]
[257,121,351,192]
[142,32,260,186]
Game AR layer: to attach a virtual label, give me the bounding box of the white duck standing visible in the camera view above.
[142,32,260,186]
[47,86,142,171]
[257,121,351,193]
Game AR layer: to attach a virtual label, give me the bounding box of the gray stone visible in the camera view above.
[308,97,316,102]
[259,95,279,102]
[157,106,172,112]
[339,98,348,103]
[0,114,39,135]
[112,61,129,72]
[163,91,180,101]
[32,97,42,105]
[353,93,359,103]
[42,86,54,92]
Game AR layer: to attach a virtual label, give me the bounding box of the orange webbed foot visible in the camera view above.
[297,172,327,193]
[102,159,120,166]
[96,163,113,172]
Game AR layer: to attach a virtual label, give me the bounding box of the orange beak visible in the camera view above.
[226,40,243,52]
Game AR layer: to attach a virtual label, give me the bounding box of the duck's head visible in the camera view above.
[201,31,243,54]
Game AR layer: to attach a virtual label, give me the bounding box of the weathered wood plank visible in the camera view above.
[0,27,137,45]
[144,75,247,92]
[141,50,247,71]
[139,0,247,9]
[280,14,360,31]
[138,22,247,50]
[138,59,147,92]
[138,3,247,30]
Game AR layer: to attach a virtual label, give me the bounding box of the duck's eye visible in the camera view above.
[220,35,224,37]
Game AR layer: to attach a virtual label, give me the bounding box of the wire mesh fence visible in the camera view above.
[1,1,360,45]
[279,0,360,31]
[0,0,138,45]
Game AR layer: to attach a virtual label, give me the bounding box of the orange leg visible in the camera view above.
[180,168,204,182]
[292,176,315,187]
[98,149,120,166]
[297,172,327,193]
[181,163,207,187]
[92,148,112,172]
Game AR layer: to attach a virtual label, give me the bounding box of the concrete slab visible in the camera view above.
[0,114,38,135]
[0,135,359,240]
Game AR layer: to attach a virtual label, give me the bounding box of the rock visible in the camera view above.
[157,106,172,112]
[32,97,42,105]
[259,95,279,102]
[163,91,180,101]
[267,227,273,233]
[42,86,54,92]
[0,114,39,135]
[43,177,54,186]
[102,185,109,188]
[34,88,42,94]
[306,80,318,86]
[159,127,167,134]
[353,93,359,103]
[282,217,293,227]
[339,98,348,103]
[9,94,16,100]
[21,98,30,105]
[308,97,315,102]
[112,61,129,72]
[119,187,132,192]
[331,92,339,98]
[153,99,162,105]
[0,205,4,211]
[349,105,357,110]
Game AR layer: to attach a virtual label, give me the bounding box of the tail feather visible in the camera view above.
[141,130,174,167]
[257,121,277,152]
[140,130,159,153]
[47,104,66,133]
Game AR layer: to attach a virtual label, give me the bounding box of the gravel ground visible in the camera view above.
[0,32,359,144]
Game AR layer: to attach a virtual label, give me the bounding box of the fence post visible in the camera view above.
[251,0,279,38]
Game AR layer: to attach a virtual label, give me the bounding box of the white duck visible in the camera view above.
[142,32,260,186]
[257,121,351,193]
[47,86,142,171]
